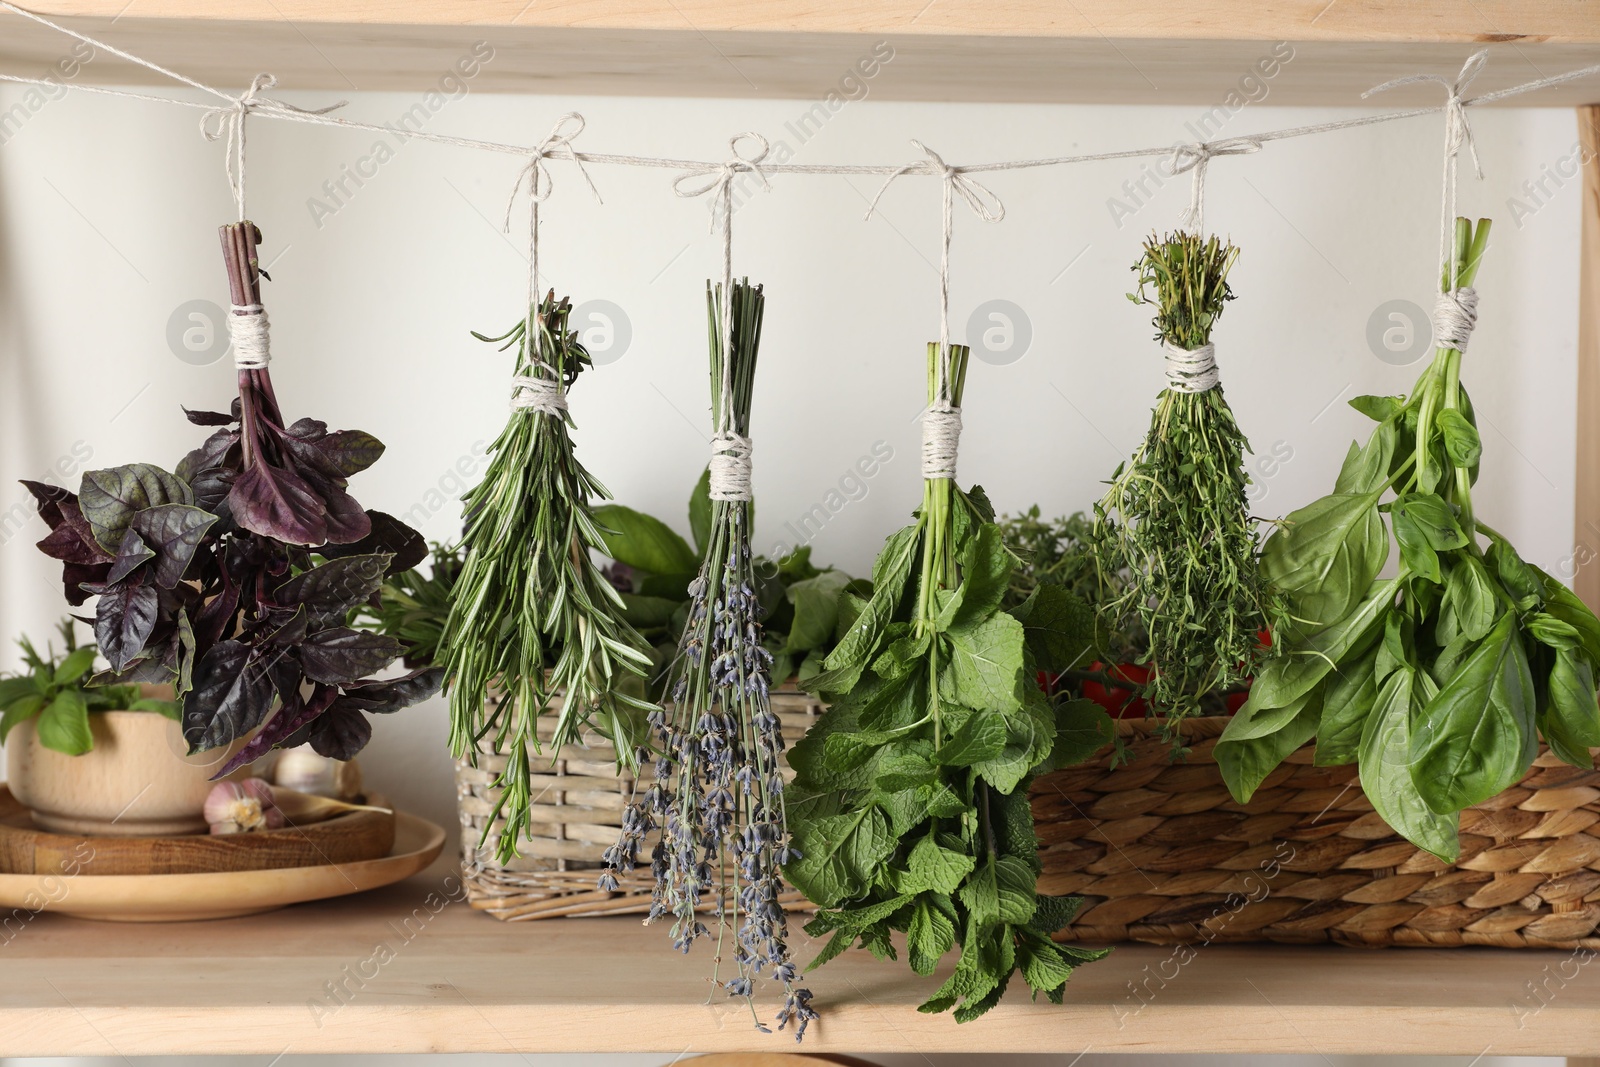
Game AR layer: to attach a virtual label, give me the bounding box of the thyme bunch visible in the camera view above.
[603,280,814,1040]
[1095,232,1283,721]
[443,292,656,863]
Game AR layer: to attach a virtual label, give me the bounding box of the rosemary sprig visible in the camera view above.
[443,292,656,863]
[1094,232,1283,721]
[603,280,815,1040]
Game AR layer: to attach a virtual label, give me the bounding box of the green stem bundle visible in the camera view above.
[1095,231,1282,721]
[442,292,656,863]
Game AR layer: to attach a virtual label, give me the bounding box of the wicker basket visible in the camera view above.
[456,687,825,920]
[1033,717,1600,949]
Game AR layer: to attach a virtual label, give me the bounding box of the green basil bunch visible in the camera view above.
[1217,218,1600,861]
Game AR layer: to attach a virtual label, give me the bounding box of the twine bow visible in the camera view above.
[502,111,602,230]
[200,73,345,219]
[673,133,772,233]
[864,140,1004,224]
[1365,50,1489,289]
[1168,137,1261,233]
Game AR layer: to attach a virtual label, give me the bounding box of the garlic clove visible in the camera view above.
[204,778,284,834]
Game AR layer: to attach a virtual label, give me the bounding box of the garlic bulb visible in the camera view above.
[204,778,284,834]
[273,746,336,796]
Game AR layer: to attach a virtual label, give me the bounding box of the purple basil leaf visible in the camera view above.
[63,562,112,607]
[183,640,276,753]
[106,527,156,585]
[128,504,218,588]
[285,417,329,441]
[194,567,242,652]
[296,465,371,545]
[318,511,427,574]
[307,705,372,760]
[189,468,236,520]
[78,464,193,554]
[283,429,384,479]
[183,406,236,427]
[274,554,389,627]
[92,578,160,672]
[177,427,240,484]
[20,479,70,525]
[36,499,116,566]
[229,461,328,546]
[263,605,311,648]
[296,627,401,685]
[335,667,444,714]
[213,685,337,778]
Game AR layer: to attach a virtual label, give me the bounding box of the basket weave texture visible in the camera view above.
[1033,717,1600,948]
[456,687,823,921]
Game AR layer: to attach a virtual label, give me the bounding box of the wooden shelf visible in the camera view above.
[3,870,1598,1057]
[2,2,1598,104]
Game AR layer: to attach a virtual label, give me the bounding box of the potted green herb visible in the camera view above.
[0,620,223,835]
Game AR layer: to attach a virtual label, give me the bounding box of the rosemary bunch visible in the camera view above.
[603,280,815,1039]
[443,292,656,863]
[1095,232,1282,720]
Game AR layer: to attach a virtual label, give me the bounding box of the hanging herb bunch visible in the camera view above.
[1220,218,1600,860]
[24,222,440,771]
[1094,231,1283,722]
[442,291,657,863]
[784,339,1112,1022]
[601,279,815,1037]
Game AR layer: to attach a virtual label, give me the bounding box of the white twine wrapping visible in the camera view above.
[708,431,753,501]
[509,372,569,417]
[228,304,269,369]
[1433,287,1479,351]
[1163,340,1219,393]
[921,406,963,480]
[1167,137,1261,233]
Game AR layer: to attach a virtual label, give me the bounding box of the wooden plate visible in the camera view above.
[0,807,445,922]
[0,787,396,875]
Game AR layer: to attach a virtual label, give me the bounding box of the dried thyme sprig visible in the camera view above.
[443,292,656,863]
[1094,232,1284,722]
[602,280,815,1040]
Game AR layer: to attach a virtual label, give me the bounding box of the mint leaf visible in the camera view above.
[907,896,956,976]
[786,805,895,907]
[904,833,976,895]
[944,611,1025,713]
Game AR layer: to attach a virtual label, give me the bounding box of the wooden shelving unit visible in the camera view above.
[1,2,1597,104]
[1,871,1597,1057]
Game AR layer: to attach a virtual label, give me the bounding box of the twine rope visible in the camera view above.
[1433,287,1480,351]
[708,431,753,501]
[1168,137,1262,234]
[0,7,1591,211]
[504,112,600,414]
[1164,341,1219,393]
[228,304,270,369]
[921,406,963,480]
[198,73,346,221]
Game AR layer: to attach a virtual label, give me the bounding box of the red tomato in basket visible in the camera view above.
[1082,662,1152,719]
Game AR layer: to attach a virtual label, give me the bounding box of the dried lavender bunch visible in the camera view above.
[602,280,815,1040]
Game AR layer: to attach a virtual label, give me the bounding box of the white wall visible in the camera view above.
[0,54,1585,987]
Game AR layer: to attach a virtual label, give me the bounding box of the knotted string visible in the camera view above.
[229,303,269,369]
[199,74,346,221]
[1366,50,1487,295]
[1433,287,1479,352]
[673,134,771,500]
[504,113,601,415]
[867,141,1003,482]
[1163,340,1219,393]
[1167,137,1261,234]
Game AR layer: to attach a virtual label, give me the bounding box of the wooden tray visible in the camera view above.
[0,805,445,922]
[0,787,395,875]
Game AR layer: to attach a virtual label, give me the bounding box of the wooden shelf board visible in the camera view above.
[0,6,1597,104]
[2,871,1598,1057]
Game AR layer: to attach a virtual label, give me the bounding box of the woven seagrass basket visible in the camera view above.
[455,686,824,920]
[1034,717,1600,949]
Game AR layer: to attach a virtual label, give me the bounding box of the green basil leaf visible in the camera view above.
[591,503,699,576]
[52,646,96,687]
[1536,568,1600,665]
[1410,613,1536,813]
[1217,683,1322,802]
[1488,540,1543,612]
[1261,492,1387,635]
[1349,394,1405,423]
[1392,493,1467,550]
[36,687,92,755]
[1315,642,1381,765]
[1358,667,1460,861]
[1247,577,1397,711]
[1541,648,1600,768]
[1436,408,1482,468]
[688,466,712,556]
[1528,613,1583,652]
[1334,421,1397,495]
